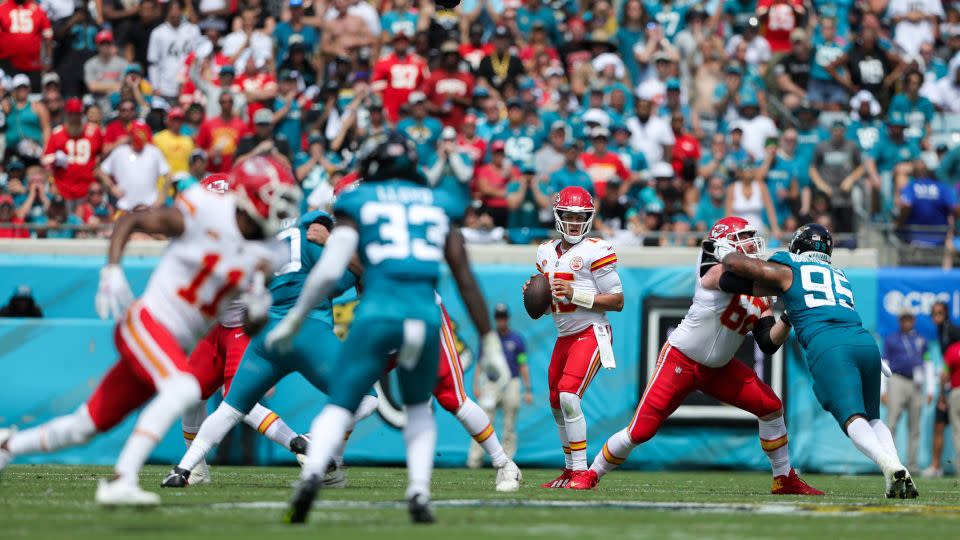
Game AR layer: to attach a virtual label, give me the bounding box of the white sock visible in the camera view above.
[404,401,436,500]
[590,428,635,478]
[117,375,200,484]
[243,403,297,449]
[455,399,508,468]
[302,405,352,480]
[332,395,379,467]
[178,402,245,471]
[869,419,900,460]
[181,400,207,448]
[7,406,96,456]
[552,407,572,469]
[559,392,587,471]
[847,417,900,469]
[758,415,792,477]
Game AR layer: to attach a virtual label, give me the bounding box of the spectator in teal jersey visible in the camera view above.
[379,0,419,41]
[866,112,922,214]
[489,99,542,170]
[295,135,343,213]
[506,163,552,242]
[35,196,83,239]
[397,92,443,164]
[605,86,635,125]
[758,128,802,230]
[888,70,935,145]
[517,0,560,46]
[424,127,475,213]
[272,70,305,156]
[794,103,830,187]
[617,0,649,88]
[694,175,728,232]
[475,92,504,142]
[610,123,649,174]
[175,149,208,193]
[273,0,318,63]
[938,144,960,185]
[846,91,883,153]
[698,133,735,185]
[919,41,949,82]
[722,0,759,34]
[813,0,854,38]
[548,143,595,197]
[809,17,848,111]
[658,78,698,135]
[644,0,690,42]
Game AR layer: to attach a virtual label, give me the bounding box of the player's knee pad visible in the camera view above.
[558,392,583,421]
[353,394,379,423]
[159,373,202,405]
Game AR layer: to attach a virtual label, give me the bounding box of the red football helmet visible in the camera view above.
[230,156,302,236]
[709,216,765,257]
[553,186,595,244]
[200,173,231,194]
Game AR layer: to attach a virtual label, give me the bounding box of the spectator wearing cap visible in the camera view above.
[793,101,828,184]
[887,0,944,57]
[726,16,772,69]
[505,162,552,242]
[774,28,812,110]
[271,70,306,156]
[153,108,194,176]
[758,126,802,230]
[694,175,728,232]
[808,17,849,111]
[35,194,83,238]
[195,92,249,172]
[489,98,540,170]
[423,126,474,212]
[594,176,632,237]
[657,79,696,133]
[176,149,209,192]
[103,98,152,155]
[626,95,674,168]
[97,123,170,211]
[424,41,476,128]
[896,154,958,251]
[475,140,518,228]
[478,26,526,96]
[274,0,319,63]
[548,142,596,198]
[882,310,935,471]
[371,29,427,123]
[40,97,103,203]
[533,121,567,178]
[52,6,99,98]
[826,18,903,107]
[810,119,864,234]
[467,303,531,467]
[610,121,648,174]
[84,30,128,113]
[889,70,935,145]
[280,41,318,88]
[396,91,442,163]
[320,0,373,60]
[235,108,293,165]
[0,0,52,89]
[757,0,805,54]
[41,75,64,128]
[580,126,633,199]
[865,111,922,212]
[726,160,781,236]
[5,73,50,162]
[0,285,42,316]
[74,181,113,229]
[846,90,884,153]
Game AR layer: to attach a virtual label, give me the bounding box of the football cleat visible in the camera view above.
[880,457,918,499]
[190,461,212,486]
[771,469,824,496]
[566,470,599,490]
[495,460,522,492]
[322,462,347,489]
[160,467,190,488]
[290,434,310,456]
[540,468,573,489]
[901,472,919,499]
[285,474,321,524]
[407,492,435,524]
[95,479,161,506]
[0,427,15,476]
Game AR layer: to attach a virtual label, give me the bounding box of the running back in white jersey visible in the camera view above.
[140,186,280,348]
[667,252,772,367]
[536,238,621,337]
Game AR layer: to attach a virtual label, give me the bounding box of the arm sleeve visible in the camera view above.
[594,266,623,294]
[718,271,755,294]
[448,152,473,182]
[752,316,781,355]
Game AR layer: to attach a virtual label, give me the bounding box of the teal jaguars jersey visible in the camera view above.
[270,211,358,323]
[334,179,464,321]
[768,251,873,363]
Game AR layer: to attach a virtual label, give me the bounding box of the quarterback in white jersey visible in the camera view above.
[147,1,201,98]
[524,186,623,489]
[0,156,300,506]
[574,217,822,495]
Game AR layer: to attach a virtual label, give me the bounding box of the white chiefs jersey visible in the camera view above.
[667,253,773,368]
[536,238,620,337]
[139,186,280,348]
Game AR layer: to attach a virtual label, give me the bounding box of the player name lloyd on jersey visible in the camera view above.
[374,185,435,204]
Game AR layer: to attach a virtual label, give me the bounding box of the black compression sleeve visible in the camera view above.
[753,316,780,355]
[718,271,755,295]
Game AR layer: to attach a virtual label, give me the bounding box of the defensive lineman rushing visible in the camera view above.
[268,130,510,524]
[713,223,918,498]
[574,217,822,494]
[0,155,298,505]
[525,186,624,489]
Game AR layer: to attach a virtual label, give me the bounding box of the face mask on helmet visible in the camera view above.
[232,158,303,237]
[554,208,594,244]
[727,229,765,257]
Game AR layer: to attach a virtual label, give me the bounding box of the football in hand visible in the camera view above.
[523,274,552,319]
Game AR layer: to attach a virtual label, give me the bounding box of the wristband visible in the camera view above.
[780,312,792,327]
[571,288,595,309]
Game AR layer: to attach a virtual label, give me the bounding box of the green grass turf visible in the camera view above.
[2,465,959,539]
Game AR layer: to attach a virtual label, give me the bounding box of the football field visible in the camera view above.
[2,465,959,539]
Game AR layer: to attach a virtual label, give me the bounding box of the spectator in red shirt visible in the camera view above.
[580,126,632,199]
[670,111,701,176]
[474,140,517,228]
[460,22,494,72]
[425,41,476,128]
[103,98,152,155]
[195,92,249,172]
[0,0,53,89]
[42,98,103,203]
[238,55,278,129]
[0,196,28,239]
[757,0,806,54]
[372,30,428,123]
[75,184,114,227]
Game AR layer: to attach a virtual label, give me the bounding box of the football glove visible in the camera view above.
[480,331,511,395]
[95,264,133,320]
[241,271,272,325]
[702,237,737,263]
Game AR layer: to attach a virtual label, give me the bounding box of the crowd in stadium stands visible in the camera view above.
[1,0,960,249]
